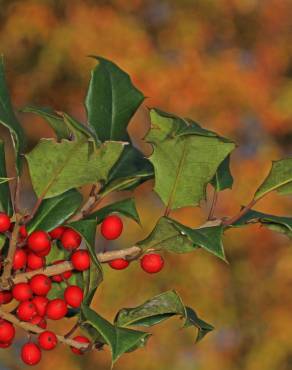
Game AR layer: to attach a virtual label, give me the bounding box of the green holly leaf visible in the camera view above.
[0,57,26,174]
[254,158,292,200]
[210,155,233,191]
[85,57,144,142]
[87,198,140,225]
[146,109,235,210]
[0,141,13,216]
[27,189,83,233]
[100,146,154,195]
[137,217,196,253]
[21,106,71,141]
[138,217,225,260]
[25,139,124,199]
[68,219,103,280]
[82,263,102,306]
[81,304,151,365]
[61,112,99,145]
[114,290,214,343]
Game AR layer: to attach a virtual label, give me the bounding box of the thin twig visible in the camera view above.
[208,188,218,220]
[64,321,80,339]
[222,199,257,226]
[69,184,101,222]
[0,308,89,350]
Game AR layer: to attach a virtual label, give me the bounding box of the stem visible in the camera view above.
[69,184,101,222]
[0,308,89,350]
[208,188,218,220]
[1,215,21,288]
[222,199,257,226]
[64,321,80,338]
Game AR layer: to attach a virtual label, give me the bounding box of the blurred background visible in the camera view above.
[0,0,292,369]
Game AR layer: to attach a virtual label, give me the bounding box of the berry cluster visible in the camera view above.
[0,212,164,366]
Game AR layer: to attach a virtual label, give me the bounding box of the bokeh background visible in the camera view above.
[0,0,292,369]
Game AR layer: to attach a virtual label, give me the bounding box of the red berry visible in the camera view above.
[38,330,57,350]
[0,341,12,348]
[21,342,41,365]
[17,301,37,321]
[35,244,51,257]
[28,230,50,253]
[71,250,90,271]
[0,320,15,343]
[13,249,27,270]
[51,260,72,282]
[101,215,123,240]
[49,226,66,240]
[61,228,81,250]
[140,254,164,274]
[27,252,45,270]
[46,299,67,320]
[30,315,47,329]
[30,274,51,296]
[71,335,90,355]
[19,225,28,240]
[31,296,48,317]
[109,258,129,270]
[0,213,11,233]
[64,285,83,308]
[12,283,33,301]
[0,290,13,305]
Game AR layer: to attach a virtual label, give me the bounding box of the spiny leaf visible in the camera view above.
[61,112,99,145]
[114,290,214,343]
[254,158,292,200]
[210,155,233,191]
[25,139,124,199]
[0,141,13,215]
[85,56,144,142]
[146,109,235,210]
[27,189,83,233]
[81,304,150,365]
[0,56,26,174]
[87,198,140,224]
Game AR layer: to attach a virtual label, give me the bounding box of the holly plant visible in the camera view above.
[0,56,291,367]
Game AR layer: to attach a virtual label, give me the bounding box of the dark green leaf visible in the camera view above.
[0,57,26,174]
[27,189,83,233]
[0,141,12,215]
[82,263,103,306]
[61,112,99,145]
[87,198,140,225]
[21,106,71,141]
[184,306,214,342]
[210,155,233,191]
[81,304,151,364]
[85,56,144,142]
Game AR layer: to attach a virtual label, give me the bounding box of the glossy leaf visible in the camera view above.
[85,56,144,142]
[114,290,214,343]
[254,158,292,200]
[25,139,124,198]
[61,112,99,145]
[82,263,102,306]
[0,141,13,215]
[210,155,233,191]
[21,106,71,141]
[0,57,26,174]
[27,189,83,233]
[81,304,151,364]
[146,109,235,210]
[87,198,140,224]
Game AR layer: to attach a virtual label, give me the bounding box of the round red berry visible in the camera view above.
[28,230,50,253]
[0,320,15,343]
[0,213,11,233]
[71,335,90,355]
[27,252,45,270]
[101,215,123,240]
[0,290,13,305]
[31,296,48,317]
[0,341,12,348]
[17,301,37,321]
[13,249,27,270]
[49,226,66,240]
[71,250,90,271]
[21,342,41,366]
[38,330,57,350]
[64,285,83,308]
[30,315,47,329]
[61,228,81,250]
[30,274,51,296]
[140,254,164,274]
[35,244,51,257]
[51,260,72,282]
[12,283,33,301]
[19,225,28,240]
[46,299,67,320]
[109,258,129,270]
